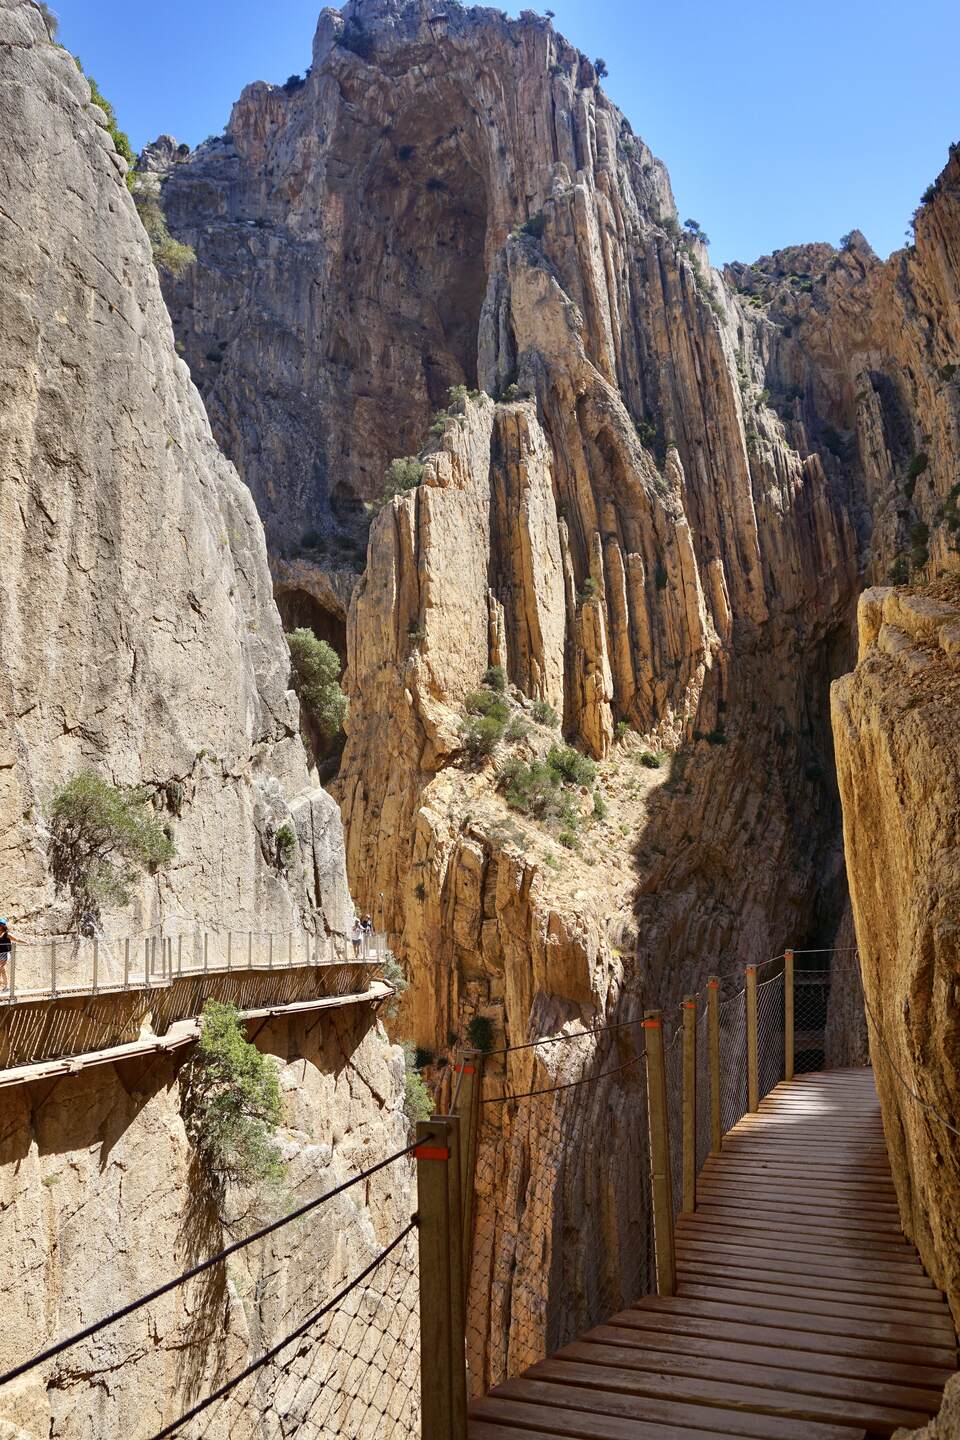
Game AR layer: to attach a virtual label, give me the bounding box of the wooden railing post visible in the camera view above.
[643,1010,676,1296]
[203,932,209,974]
[227,931,233,973]
[50,940,57,997]
[268,934,274,971]
[416,1116,468,1440]
[784,947,795,1081]
[452,1052,482,1287]
[8,942,15,1003]
[746,964,759,1112]
[708,977,721,1152]
[92,938,99,994]
[681,996,697,1214]
[123,938,130,990]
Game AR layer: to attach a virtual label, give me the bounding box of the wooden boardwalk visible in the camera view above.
[469,1068,958,1440]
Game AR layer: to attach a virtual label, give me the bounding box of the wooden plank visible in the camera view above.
[679,1284,955,1336]
[676,1240,936,1287]
[553,1338,944,1427]
[677,1265,948,1312]
[581,1324,956,1393]
[479,1377,866,1440]
[612,1303,958,1369]
[469,1410,736,1440]
[691,1203,905,1237]
[641,1296,955,1347]
[677,1214,913,1254]
[527,1356,930,1434]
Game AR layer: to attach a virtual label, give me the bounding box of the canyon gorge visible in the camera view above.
[0,0,958,1433]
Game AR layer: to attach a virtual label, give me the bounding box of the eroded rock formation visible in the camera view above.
[0,1001,416,1439]
[0,0,350,946]
[0,7,413,1437]
[832,581,960,1325]
[149,0,960,1377]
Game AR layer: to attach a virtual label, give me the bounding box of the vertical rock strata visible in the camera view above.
[0,6,413,1437]
[832,582,960,1324]
[151,0,960,1377]
[0,0,350,943]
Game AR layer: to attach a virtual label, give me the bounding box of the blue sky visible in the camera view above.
[57,0,958,265]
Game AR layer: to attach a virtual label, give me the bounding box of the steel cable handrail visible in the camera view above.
[0,1134,423,1386]
[147,1218,418,1439]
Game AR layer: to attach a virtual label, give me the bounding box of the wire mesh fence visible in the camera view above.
[794,969,830,1073]
[664,1021,685,1218]
[466,1027,652,1398]
[756,970,785,1101]
[694,1003,711,1176]
[718,989,747,1134]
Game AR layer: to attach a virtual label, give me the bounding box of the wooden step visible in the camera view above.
[527,1354,930,1435]
[581,1324,956,1392]
[552,1338,943,1434]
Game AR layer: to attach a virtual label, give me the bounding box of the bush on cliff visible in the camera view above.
[134,196,197,279]
[183,1001,284,1189]
[376,456,424,511]
[402,1044,434,1129]
[287,627,348,744]
[49,769,174,931]
[74,58,135,187]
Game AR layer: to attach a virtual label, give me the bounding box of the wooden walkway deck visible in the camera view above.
[469,1069,958,1440]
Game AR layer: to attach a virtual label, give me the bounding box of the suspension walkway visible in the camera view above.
[469,1068,957,1440]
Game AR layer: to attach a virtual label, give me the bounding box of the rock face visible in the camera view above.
[832,581,960,1325]
[0,1001,417,1439]
[152,0,960,1376]
[0,0,351,945]
[0,9,413,1438]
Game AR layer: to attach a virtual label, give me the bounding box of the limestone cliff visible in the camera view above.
[0,0,350,946]
[832,581,960,1325]
[149,0,960,1380]
[0,7,413,1437]
[0,1002,416,1439]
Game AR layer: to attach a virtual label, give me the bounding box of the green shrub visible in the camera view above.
[377,456,424,510]
[467,1015,495,1052]
[558,828,578,849]
[909,520,930,568]
[464,690,510,722]
[134,196,197,278]
[500,757,560,815]
[49,769,174,929]
[531,699,559,728]
[578,575,599,604]
[461,713,506,757]
[76,60,135,185]
[287,628,348,744]
[413,1046,434,1070]
[275,822,296,869]
[505,714,530,743]
[594,57,609,78]
[403,1059,433,1129]
[592,790,607,820]
[921,182,937,206]
[483,665,507,692]
[182,1001,283,1189]
[639,751,661,769]
[939,363,957,382]
[547,743,596,788]
[379,953,408,1018]
[513,211,546,240]
[907,452,929,482]
[414,880,426,902]
[543,852,561,871]
[614,720,630,742]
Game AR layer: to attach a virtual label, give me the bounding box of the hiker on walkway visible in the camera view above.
[0,916,23,990]
[351,917,363,957]
[361,914,373,956]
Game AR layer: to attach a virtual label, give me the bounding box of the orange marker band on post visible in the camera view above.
[708,979,719,989]
[642,1018,661,1029]
[414,1145,450,1162]
[683,1001,696,1010]
[453,1064,475,1075]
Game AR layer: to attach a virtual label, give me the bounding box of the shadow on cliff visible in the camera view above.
[625,643,853,1012]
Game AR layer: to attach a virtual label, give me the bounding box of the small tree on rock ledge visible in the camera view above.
[49,769,174,932]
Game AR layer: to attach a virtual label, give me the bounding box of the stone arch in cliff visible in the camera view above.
[275,586,347,669]
[339,97,491,414]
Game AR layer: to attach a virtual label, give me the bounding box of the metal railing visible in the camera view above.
[0,928,389,1005]
[0,946,845,1440]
